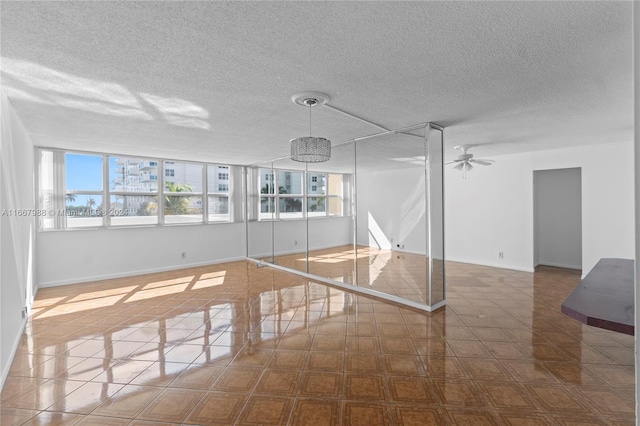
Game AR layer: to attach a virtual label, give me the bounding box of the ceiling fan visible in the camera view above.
[446,145,495,178]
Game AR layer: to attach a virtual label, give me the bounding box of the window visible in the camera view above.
[109,156,159,226]
[307,174,326,194]
[259,169,275,220]
[327,174,344,216]
[306,173,343,217]
[65,153,104,228]
[307,197,326,216]
[207,164,231,222]
[307,173,326,217]
[278,170,303,219]
[256,169,345,220]
[163,162,203,224]
[38,149,236,230]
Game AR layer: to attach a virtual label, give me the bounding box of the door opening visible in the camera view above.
[533,168,582,271]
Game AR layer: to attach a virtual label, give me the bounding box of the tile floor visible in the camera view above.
[0,256,635,425]
[268,245,441,304]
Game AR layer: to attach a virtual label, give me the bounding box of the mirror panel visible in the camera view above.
[247,161,275,263]
[354,129,429,304]
[307,141,356,284]
[269,158,308,275]
[245,124,444,311]
[427,124,445,306]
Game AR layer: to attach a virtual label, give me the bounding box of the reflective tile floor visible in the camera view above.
[0,259,635,425]
[268,245,438,304]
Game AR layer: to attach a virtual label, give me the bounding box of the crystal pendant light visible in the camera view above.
[290,94,331,163]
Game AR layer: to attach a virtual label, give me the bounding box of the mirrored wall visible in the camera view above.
[246,123,444,311]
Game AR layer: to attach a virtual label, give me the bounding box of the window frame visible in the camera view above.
[256,169,346,221]
[63,152,105,229]
[162,160,205,225]
[37,148,236,231]
[207,164,232,222]
[108,155,161,227]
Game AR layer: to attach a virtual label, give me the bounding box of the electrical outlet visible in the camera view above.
[181,252,187,259]
[498,252,504,259]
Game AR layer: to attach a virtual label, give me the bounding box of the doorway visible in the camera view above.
[533,168,582,270]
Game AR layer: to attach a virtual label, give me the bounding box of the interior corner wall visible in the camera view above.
[1,92,36,390]
[533,168,582,270]
[445,141,634,275]
[356,167,427,255]
[36,223,247,288]
[445,151,534,271]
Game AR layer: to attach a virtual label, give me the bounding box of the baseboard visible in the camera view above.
[247,257,446,313]
[535,261,582,271]
[36,256,247,288]
[249,242,353,260]
[392,247,427,256]
[446,257,535,273]
[1,316,27,392]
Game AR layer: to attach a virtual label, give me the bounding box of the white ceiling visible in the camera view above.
[0,2,633,166]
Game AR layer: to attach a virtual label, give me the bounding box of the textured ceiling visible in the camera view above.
[0,2,633,166]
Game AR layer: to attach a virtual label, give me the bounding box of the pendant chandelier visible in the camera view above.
[290,92,331,163]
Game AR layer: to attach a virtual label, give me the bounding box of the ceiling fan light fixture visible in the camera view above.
[447,144,495,178]
[290,92,331,163]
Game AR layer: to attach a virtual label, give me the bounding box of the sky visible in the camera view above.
[66,154,140,193]
[65,153,103,191]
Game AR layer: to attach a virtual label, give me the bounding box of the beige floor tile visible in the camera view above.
[237,395,293,425]
[1,256,632,425]
[184,392,247,425]
[289,398,340,426]
[136,388,204,423]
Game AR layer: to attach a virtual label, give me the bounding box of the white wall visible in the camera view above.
[446,141,634,274]
[308,217,352,251]
[1,92,36,389]
[534,168,582,269]
[356,167,427,255]
[37,223,246,287]
[247,216,352,258]
[446,152,533,271]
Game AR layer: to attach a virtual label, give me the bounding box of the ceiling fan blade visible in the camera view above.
[454,162,464,171]
[470,159,494,166]
[445,159,464,165]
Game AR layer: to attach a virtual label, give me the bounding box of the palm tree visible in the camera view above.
[86,197,96,216]
[66,193,77,204]
[164,182,194,215]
